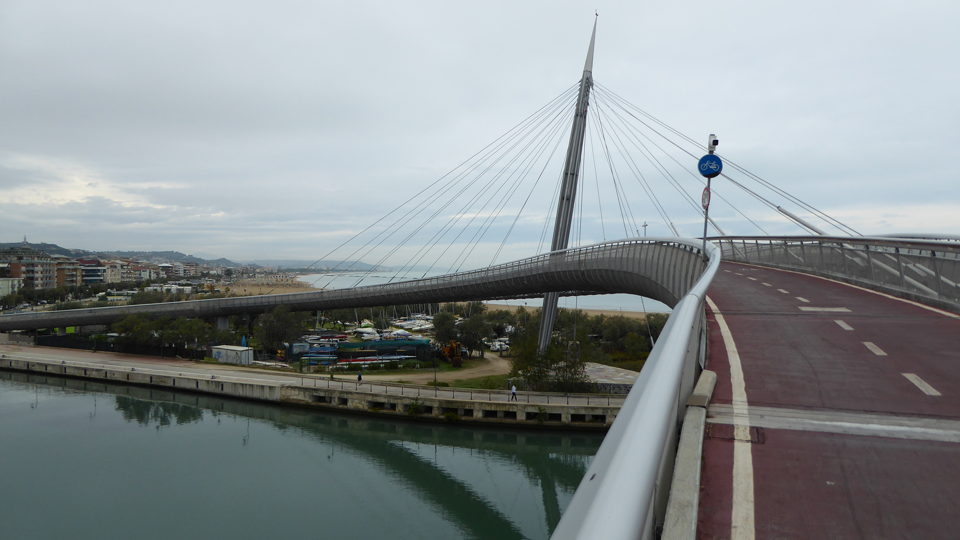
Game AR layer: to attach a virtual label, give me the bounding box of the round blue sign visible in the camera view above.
[698,154,723,178]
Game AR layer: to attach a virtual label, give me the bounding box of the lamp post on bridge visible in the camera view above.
[699,134,722,261]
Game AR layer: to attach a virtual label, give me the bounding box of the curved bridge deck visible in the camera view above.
[700,261,960,539]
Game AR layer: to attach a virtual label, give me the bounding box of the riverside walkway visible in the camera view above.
[698,262,960,539]
[0,344,625,423]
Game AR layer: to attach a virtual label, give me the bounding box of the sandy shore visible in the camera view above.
[220,280,319,296]
[483,303,664,319]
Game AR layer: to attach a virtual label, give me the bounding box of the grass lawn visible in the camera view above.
[449,373,511,390]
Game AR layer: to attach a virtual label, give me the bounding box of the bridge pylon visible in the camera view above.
[538,20,596,351]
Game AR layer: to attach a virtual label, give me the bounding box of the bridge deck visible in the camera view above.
[699,262,960,539]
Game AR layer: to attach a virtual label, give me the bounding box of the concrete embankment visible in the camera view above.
[0,354,618,430]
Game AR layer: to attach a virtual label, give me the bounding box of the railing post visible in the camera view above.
[865,245,876,282]
[932,251,944,298]
[840,243,849,275]
[896,248,906,289]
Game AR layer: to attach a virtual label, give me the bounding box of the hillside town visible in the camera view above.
[0,245,302,308]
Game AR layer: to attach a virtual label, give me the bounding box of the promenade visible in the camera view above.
[0,344,624,426]
[699,262,960,539]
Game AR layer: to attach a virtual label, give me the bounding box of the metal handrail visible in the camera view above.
[710,235,960,312]
[550,240,721,540]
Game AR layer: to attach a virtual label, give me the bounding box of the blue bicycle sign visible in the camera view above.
[698,154,723,178]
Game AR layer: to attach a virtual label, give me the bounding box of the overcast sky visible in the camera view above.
[2,1,958,266]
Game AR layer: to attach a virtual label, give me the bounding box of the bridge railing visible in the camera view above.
[712,236,960,313]
[550,240,721,540]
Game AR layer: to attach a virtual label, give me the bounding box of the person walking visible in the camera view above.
[510,385,517,402]
[357,372,362,382]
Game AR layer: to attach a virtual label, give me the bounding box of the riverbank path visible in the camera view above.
[0,344,626,408]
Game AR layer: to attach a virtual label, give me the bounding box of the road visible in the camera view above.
[698,262,960,539]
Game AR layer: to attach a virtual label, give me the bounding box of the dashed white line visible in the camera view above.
[902,374,941,396]
[725,270,731,273]
[777,289,789,294]
[799,307,851,312]
[735,273,743,276]
[747,277,757,281]
[796,297,810,303]
[834,320,854,331]
[762,283,772,287]
[863,342,887,356]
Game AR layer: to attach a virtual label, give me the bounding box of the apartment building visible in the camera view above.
[52,255,83,288]
[0,247,56,289]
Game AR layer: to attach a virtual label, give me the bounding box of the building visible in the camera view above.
[0,248,56,290]
[78,259,106,285]
[131,265,157,281]
[0,276,23,297]
[51,255,83,288]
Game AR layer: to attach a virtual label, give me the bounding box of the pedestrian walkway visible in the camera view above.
[0,344,626,408]
[698,262,960,539]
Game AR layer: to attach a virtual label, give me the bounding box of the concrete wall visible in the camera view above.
[0,356,618,429]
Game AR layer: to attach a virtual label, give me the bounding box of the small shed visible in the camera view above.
[212,345,254,365]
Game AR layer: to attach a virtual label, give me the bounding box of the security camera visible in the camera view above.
[708,134,719,154]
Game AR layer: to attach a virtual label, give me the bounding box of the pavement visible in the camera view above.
[0,344,625,407]
[698,262,960,539]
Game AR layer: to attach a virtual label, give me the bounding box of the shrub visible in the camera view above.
[442,411,460,423]
[406,399,424,416]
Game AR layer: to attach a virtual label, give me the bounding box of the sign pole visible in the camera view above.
[702,177,711,260]
[698,134,721,262]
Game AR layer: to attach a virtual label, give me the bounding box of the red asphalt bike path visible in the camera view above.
[697,262,960,540]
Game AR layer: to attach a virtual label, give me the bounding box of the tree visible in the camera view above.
[458,315,491,358]
[433,311,457,344]
[253,305,308,354]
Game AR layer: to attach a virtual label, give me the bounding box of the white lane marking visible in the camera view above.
[777,289,789,294]
[747,277,757,281]
[706,296,755,540]
[863,342,887,356]
[725,270,731,273]
[796,297,810,303]
[835,320,854,331]
[903,373,942,396]
[799,307,851,312]
[708,404,960,442]
[733,263,960,320]
[735,273,743,276]
[762,283,772,287]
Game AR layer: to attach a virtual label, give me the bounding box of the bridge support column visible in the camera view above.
[216,317,229,331]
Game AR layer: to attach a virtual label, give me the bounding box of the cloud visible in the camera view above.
[0,0,957,264]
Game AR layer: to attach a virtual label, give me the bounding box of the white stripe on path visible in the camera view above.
[747,277,758,281]
[796,297,810,303]
[762,283,772,287]
[835,320,854,331]
[777,289,789,294]
[863,342,887,356]
[799,307,851,312]
[707,296,755,540]
[903,373,941,396]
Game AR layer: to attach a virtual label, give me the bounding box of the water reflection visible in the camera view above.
[0,371,602,540]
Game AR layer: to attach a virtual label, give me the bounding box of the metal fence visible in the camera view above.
[712,236,960,313]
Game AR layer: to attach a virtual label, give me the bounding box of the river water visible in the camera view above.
[0,372,603,540]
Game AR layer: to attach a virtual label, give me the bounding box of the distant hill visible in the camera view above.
[0,242,241,268]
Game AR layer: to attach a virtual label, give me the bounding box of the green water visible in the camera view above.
[0,372,602,540]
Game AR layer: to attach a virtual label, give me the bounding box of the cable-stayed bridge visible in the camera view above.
[3,19,960,540]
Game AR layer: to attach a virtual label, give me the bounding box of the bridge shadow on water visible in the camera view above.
[2,371,603,540]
